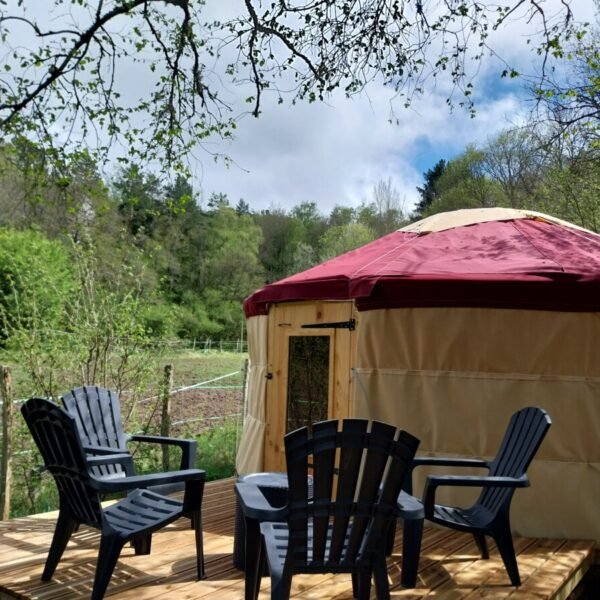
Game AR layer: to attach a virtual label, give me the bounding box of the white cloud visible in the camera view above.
[193,80,524,215]
[7,1,594,217]
[193,1,592,216]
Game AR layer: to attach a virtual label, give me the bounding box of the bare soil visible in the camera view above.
[127,351,247,436]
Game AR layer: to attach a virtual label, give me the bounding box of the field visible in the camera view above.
[136,350,248,434]
[117,350,249,482]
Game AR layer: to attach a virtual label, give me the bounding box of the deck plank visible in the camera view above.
[0,478,594,600]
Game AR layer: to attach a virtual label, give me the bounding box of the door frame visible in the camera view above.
[263,300,356,472]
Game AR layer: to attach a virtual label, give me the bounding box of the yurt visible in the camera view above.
[237,207,600,544]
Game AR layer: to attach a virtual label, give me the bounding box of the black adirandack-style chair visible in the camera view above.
[237,419,420,600]
[61,386,197,483]
[404,406,552,587]
[21,398,206,600]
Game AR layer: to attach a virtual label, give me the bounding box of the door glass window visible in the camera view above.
[287,336,330,433]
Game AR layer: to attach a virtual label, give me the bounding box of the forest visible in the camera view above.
[0,0,599,400]
[2,100,599,354]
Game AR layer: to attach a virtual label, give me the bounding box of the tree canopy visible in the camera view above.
[0,1,578,169]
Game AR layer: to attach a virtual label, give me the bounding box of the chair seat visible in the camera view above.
[262,522,360,572]
[432,503,493,531]
[104,489,184,538]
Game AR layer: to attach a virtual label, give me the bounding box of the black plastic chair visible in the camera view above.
[61,385,196,486]
[21,397,206,600]
[239,419,420,600]
[405,406,552,587]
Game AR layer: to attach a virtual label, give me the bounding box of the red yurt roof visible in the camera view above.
[244,208,600,317]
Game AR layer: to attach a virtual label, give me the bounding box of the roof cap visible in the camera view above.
[400,207,596,235]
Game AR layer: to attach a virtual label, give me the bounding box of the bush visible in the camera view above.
[117,421,238,482]
[195,421,238,480]
[0,228,75,343]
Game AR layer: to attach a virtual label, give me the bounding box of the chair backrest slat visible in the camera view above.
[285,419,419,570]
[286,425,310,565]
[329,420,368,563]
[21,398,105,527]
[481,407,551,513]
[62,386,129,478]
[311,420,338,563]
[344,421,396,563]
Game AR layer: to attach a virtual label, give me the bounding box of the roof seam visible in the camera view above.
[513,220,565,273]
[349,234,416,278]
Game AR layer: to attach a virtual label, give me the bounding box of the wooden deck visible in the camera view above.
[0,478,594,599]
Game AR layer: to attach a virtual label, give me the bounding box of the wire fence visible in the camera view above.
[161,339,249,353]
[0,359,249,516]
[2,329,249,354]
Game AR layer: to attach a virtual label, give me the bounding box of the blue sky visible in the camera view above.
[196,66,527,215]
[8,1,594,217]
[192,2,595,217]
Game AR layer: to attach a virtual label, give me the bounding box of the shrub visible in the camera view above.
[0,228,75,343]
[195,421,238,481]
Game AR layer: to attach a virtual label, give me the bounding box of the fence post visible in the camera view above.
[160,364,173,471]
[0,366,13,520]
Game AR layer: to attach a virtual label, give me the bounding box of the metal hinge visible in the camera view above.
[301,318,356,331]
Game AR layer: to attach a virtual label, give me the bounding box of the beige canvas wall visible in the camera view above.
[353,307,600,545]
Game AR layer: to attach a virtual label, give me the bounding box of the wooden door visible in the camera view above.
[263,301,356,471]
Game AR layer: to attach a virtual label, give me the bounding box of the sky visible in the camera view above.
[186,1,595,216]
[194,76,524,215]
[6,1,597,217]
[184,0,593,214]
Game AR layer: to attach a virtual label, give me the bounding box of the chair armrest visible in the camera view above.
[403,456,490,494]
[86,452,136,476]
[129,435,197,470]
[92,467,206,493]
[412,457,490,468]
[423,474,529,517]
[235,482,288,522]
[396,490,425,520]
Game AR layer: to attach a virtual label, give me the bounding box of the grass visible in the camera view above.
[163,350,247,389]
[194,421,239,480]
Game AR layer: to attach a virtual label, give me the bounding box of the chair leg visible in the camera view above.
[270,563,292,600]
[355,567,372,600]
[245,517,263,600]
[42,509,78,581]
[373,552,391,600]
[132,534,152,555]
[385,520,397,555]
[401,518,423,588]
[491,523,521,587]
[91,533,125,600]
[473,533,489,559]
[192,509,206,579]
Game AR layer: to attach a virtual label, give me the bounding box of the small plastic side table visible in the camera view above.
[232,472,289,570]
